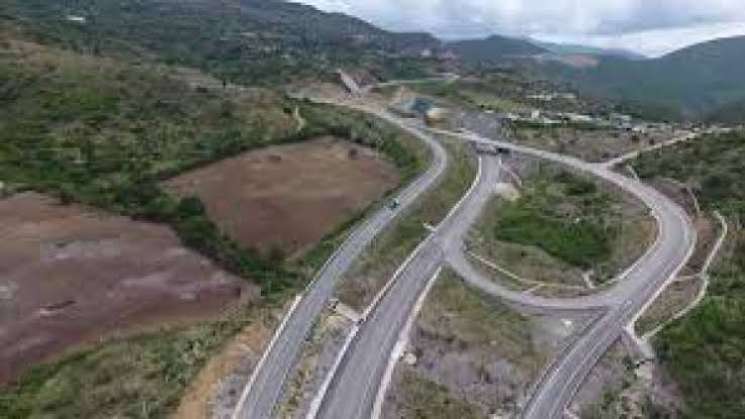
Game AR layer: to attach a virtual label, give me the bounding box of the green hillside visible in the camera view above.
[448,35,547,64]
[631,131,745,418]
[708,98,745,124]
[1,0,442,85]
[546,36,745,121]
[530,40,647,60]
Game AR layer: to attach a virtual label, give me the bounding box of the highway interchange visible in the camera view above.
[233,87,697,419]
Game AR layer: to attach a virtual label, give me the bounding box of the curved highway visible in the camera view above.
[317,152,505,418]
[231,106,449,419]
[233,90,695,419]
[434,130,696,419]
[311,123,694,419]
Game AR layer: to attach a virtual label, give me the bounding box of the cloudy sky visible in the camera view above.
[293,0,745,57]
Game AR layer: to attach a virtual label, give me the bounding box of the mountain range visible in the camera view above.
[442,32,745,122]
[537,35,745,121]
[3,0,743,122]
[446,35,548,62]
[528,39,648,60]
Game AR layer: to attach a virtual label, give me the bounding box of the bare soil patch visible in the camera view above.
[166,137,399,258]
[0,193,254,385]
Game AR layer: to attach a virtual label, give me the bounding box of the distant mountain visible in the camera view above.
[447,35,547,63]
[708,98,745,124]
[530,40,647,60]
[3,0,444,84]
[542,36,745,121]
[235,0,442,52]
[8,0,743,122]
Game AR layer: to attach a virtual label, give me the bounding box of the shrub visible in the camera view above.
[176,196,206,219]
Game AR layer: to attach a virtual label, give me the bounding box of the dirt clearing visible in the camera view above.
[166,137,399,258]
[0,193,254,385]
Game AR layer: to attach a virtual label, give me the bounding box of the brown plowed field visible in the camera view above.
[0,193,255,385]
[166,137,400,257]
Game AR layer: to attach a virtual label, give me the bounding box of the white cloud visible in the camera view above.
[535,22,745,57]
[293,0,745,56]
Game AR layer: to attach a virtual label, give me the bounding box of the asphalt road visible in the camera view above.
[231,109,449,419]
[307,120,694,419]
[235,93,695,419]
[436,130,696,419]
[317,153,505,419]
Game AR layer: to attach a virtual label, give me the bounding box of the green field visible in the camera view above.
[469,165,653,287]
[492,169,612,269]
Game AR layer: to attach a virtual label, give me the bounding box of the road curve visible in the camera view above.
[231,107,449,419]
[307,114,693,419]
[433,130,696,419]
[236,94,695,419]
[317,153,505,418]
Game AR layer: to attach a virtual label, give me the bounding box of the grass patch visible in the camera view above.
[0,307,268,419]
[494,205,610,269]
[336,136,476,309]
[393,369,480,419]
[490,169,610,267]
[470,164,653,286]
